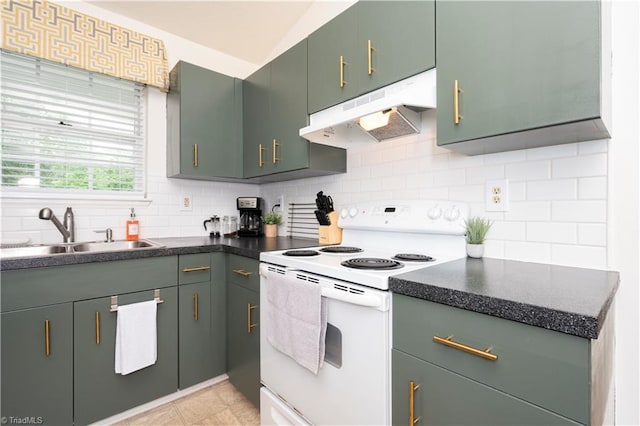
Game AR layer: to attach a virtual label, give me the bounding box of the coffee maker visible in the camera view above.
[237,197,263,237]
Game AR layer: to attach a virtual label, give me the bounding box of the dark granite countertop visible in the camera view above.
[389,257,619,339]
[0,236,318,271]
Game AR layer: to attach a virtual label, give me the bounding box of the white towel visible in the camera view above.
[115,300,157,375]
[266,270,327,374]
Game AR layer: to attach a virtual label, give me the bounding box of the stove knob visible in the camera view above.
[427,206,442,220]
[349,207,358,218]
[444,206,460,221]
[340,208,348,219]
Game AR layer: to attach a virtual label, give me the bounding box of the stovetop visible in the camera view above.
[260,200,469,290]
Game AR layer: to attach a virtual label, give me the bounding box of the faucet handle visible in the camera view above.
[94,228,114,243]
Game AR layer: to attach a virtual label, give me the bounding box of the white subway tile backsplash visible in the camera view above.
[578,223,607,246]
[483,149,527,165]
[551,244,607,269]
[489,221,526,241]
[509,182,527,201]
[448,185,484,202]
[505,160,551,181]
[504,241,552,263]
[578,176,607,199]
[577,139,609,155]
[505,201,551,221]
[527,179,577,200]
[526,222,578,244]
[465,165,505,184]
[552,154,607,178]
[552,200,607,222]
[432,169,465,187]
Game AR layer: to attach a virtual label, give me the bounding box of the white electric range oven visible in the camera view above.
[259,200,469,425]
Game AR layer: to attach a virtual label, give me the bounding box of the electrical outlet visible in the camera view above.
[275,195,284,212]
[180,194,193,211]
[486,179,509,212]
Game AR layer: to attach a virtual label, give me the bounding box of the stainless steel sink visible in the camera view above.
[0,239,164,259]
[71,239,162,253]
[0,244,72,257]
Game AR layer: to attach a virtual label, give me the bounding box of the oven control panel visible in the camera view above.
[338,200,468,235]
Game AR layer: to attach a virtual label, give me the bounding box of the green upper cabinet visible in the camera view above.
[243,40,309,178]
[167,61,243,180]
[436,1,610,155]
[308,1,435,114]
[244,40,345,181]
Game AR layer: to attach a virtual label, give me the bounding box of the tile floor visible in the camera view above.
[114,380,260,425]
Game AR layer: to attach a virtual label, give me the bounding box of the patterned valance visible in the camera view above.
[1,0,170,91]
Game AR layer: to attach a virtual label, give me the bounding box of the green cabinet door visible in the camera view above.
[179,282,213,388]
[1,303,73,425]
[356,1,435,93]
[307,4,361,113]
[211,253,227,376]
[73,287,178,425]
[436,1,607,154]
[244,40,310,178]
[226,283,260,407]
[392,349,579,426]
[167,61,243,179]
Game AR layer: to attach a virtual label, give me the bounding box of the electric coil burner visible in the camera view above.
[282,250,320,257]
[320,246,363,253]
[341,257,404,270]
[392,253,435,262]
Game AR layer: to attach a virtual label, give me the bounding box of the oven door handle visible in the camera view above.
[320,287,382,308]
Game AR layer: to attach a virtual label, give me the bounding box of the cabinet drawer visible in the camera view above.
[227,254,259,292]
[393,294,590,424]
[178,253,212,285]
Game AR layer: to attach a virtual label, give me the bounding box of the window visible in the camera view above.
[1,50,146,198]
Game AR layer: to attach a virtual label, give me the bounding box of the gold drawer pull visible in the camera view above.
[193,143,199,167]
[182,266,211,273]
[339,55,347,88]
[233,269,253,277]
[194,292,199,321]
[433,335,498,361]
[95,312,101,345]
[247,303,258,333]
[272,139,280,164]
[258,143,265,168]
[367,39,375,75]
[409,380,420,425]
[45,319,51,357]
[453,80,463,125]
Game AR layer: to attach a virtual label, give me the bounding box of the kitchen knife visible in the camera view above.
[314,209,331,226]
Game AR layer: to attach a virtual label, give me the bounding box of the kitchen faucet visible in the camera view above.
[39,207,75,243]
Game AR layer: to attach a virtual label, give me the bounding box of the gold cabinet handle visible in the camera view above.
[194,292,199,321]
[433,335,498,361]
[272,139,280,164]
[182,266,211,273]
[45,319,51,357]
[258,143,265,168]
[453,80,463,125]
[232,269,253,277]
[367,40,375,75]
[339,55,347,88]
[95,312,101,345]
[193,143,199,167]
[409,381,420,425]
[247,303,258,333]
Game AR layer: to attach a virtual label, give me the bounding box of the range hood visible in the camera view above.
[300,69,436,146]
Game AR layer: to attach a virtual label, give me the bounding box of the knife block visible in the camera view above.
[319,211,342,245]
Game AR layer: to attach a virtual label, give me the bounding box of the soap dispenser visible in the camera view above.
[126,208,139,241]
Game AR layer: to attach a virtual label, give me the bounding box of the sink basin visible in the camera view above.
[0,239,164,259]
[0,244,72,257]
[71,239,162,253]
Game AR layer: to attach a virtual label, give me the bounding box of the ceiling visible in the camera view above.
[86,1,339,65]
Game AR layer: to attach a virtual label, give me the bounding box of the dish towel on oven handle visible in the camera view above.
[114,300,158,375]
[266,270,327,374]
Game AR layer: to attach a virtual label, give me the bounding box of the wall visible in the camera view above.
[262,110,610,269]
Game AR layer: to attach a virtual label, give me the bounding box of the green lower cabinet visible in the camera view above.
[392,349,579,426]
[226,282,260,407]
[179,282,213,388]
[73,287,178,425]
[1,303,73,426]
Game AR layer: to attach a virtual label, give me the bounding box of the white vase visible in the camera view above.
[466,243,484,258]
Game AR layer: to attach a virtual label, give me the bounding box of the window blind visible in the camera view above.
[1,50,146,197]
